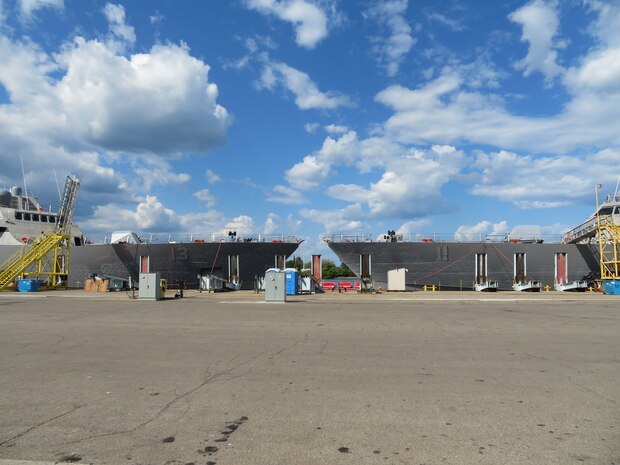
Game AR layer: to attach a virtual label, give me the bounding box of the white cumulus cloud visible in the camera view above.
[19,0,63,18]
[263,213,279,234]
[223,215,256,235]
[0,7,232,232]
[54,39,231,154]
[300,203,367,232]
[246,0,328,48]
[509,0,564,83]
[397,219,432,235]
[375,62,620,153]
[267,185,306,204]
[193,188,216,208]
[82,195,178,233]
[206,170,222,184]
[366,0,415,76]
[258,57,352,110]
[471,149,620,209]
[325,124,348,134]
[133,163,190,192]
[304,122,320,133]
[286,128,465,222]
[326,184,370,203]
[285,131,360,189]
[454,220,509,242]
[103,3,136,47]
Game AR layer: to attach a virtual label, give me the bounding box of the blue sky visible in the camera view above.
[1,0,619,258]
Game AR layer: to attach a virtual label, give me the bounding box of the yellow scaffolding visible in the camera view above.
[0,231,71,290]
[598,218,620,281]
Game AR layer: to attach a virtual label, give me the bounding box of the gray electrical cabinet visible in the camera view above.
[139,272,162,300]
[264,270,286,303]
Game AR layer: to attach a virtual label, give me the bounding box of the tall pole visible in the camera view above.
[20,154,28,202]
[596,184,602,230]
[596,184,604,280]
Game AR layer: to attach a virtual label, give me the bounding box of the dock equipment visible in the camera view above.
[0,175,80,291]
[513,280,542,292]
[598,218,620,282]
[555,280,588,292]
[475,281,498,292]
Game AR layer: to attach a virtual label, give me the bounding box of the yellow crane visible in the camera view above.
[0,175,80,291]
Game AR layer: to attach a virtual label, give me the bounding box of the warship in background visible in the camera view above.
[0,185,300,290]
[324,196,620,291]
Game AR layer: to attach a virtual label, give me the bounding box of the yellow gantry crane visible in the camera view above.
[0,175,80,291]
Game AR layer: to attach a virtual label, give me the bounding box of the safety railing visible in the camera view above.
[93,233,299,245]
[323,232,564,244]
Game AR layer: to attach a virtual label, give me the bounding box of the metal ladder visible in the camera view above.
[56,175,80,233]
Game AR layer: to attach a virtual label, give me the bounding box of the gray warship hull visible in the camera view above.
[328,241,600,290]
[1,241,300,290]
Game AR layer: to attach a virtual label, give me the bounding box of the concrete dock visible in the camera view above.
[0,290,618,465]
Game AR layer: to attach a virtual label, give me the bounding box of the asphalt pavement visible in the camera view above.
[0,290,618,465]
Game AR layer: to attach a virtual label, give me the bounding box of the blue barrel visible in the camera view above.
[284,268,298,295]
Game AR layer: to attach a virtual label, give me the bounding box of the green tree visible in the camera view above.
[285,256,304,271]
[322,259,337,279]
[322,259,354,279]
[338,261,354,277]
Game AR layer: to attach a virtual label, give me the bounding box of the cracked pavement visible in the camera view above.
[0,291,618,464]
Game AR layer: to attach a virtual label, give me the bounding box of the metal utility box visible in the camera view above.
[265,270,286,303]
[387,268,407,291]
[139,272,162,300]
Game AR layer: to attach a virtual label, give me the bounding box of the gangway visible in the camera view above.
[0,175,80,291]
[562,216,600,244]
[563,195,620,244]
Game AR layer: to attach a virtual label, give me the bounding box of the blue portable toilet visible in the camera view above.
[284,268,299,295]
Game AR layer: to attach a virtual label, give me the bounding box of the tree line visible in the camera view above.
[284,257,354,279]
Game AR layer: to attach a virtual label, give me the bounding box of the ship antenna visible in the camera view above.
[53,168,62,201]
[614,176,620,200]
[20,153,28,199]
